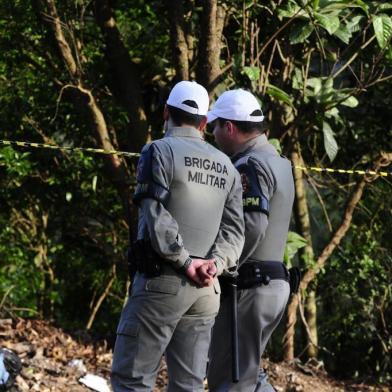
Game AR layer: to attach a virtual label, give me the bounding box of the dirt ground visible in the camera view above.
[0,318,390,392]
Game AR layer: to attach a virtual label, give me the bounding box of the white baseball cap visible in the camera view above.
[167,81,209,116]
[207,89,264,123]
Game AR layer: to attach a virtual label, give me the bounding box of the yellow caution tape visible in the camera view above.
[293,165,389,177]
[0,140,390,177]
[0,140,139,158]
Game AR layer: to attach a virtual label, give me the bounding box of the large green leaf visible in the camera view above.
[318,0,368,15]
[379,3,392,11]
[266,84,294,107]
[346,15,364,33]
[290,22,314,44]
[316,13,340,35]
[322,121,339,161]
[334,26,352,44]
[277,1,305,19]
[242,66,260,82]
[283,231,307,267]
[306,77,323,94]
[341,96,359,107]
[373,14,392,49]
[292,68,304,90]
[352,0,369,15]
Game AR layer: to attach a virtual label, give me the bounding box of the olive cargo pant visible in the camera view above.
[207,279,290,392]
[111,266,220,392]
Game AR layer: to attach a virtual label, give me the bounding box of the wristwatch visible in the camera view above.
[179,257,193,273]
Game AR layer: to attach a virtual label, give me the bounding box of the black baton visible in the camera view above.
[230,279,239,383]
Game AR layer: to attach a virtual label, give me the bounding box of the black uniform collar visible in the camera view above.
[231,133,269,161]
[165,126,203,139]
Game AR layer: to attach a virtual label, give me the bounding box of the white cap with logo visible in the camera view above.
[207,89,264,123]
[167,81,209,116]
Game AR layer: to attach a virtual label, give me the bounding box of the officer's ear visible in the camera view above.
[226,121,236,137]
[198,116,208,132]
[163,105,169,121]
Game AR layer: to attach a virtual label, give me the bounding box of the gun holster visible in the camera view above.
[128,239,163,278]
[288,267,301,294]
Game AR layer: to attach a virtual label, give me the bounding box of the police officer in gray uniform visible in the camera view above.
[111,81,245,392]
[207,89,295,392]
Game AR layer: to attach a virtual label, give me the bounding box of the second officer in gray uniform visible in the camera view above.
[207,89,295,392]
[111,81,245,392]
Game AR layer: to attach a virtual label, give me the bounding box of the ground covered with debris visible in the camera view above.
[0,318,389,391]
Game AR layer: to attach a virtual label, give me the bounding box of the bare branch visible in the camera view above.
[86,263,117,330]
[39,0,80,78]
[332,35,376,79]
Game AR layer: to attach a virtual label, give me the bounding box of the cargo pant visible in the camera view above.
[207,279,290,392]
[111,265,220,392]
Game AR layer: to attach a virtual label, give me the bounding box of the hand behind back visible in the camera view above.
[185,258,217,287]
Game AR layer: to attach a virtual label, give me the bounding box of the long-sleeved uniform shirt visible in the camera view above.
[134,126,245,275]
[231,133,294,265]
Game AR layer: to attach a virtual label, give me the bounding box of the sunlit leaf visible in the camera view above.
[323,121,338,161]
[292,68,304,90]
[334,26,352,44]
[373,14,392,49]
[316,13,340,35]
[306,78,323,94]
[277,1,304,19]
[266,84,294,107]
[284,231,307,267]
[92,175,98,192]
[341,96,359,107]
[269,138,282,154]
[242,66,260,82]
[378,3,392,12]
[346,15,364,33]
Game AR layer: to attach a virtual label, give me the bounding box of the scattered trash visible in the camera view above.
[79,373,111,392]
[68,359,87,374]
[0,348,22,391]
[0,318,389,391]
[0,352,10,387]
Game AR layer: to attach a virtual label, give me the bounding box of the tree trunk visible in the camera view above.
[283,148,388,361]
[94,0,148,152]
[164,0,190,81]
[37,0,133,234]
[290,143,319,358]
[305,288,318,357]
[196,0,226,91]
[284,141,316,360]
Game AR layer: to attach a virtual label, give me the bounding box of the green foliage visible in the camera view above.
[322,121,339,161]
[319,224,392,382]
[0,0,391,383]
[242,66,260,82]
[266,84,294,107]
[284,231,307,267]
[373,14,392,49]
[268,138,282,154]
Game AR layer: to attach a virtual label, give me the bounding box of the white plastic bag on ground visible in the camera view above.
[0,352,10,386]
[79,373,111,392]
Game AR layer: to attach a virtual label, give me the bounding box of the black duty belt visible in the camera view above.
[236,260,289,290]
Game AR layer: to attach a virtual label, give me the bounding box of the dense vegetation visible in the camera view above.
[0,0,391,384]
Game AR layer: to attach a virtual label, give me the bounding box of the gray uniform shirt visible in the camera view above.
[231,134,294,265]
[134,126,245,275]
